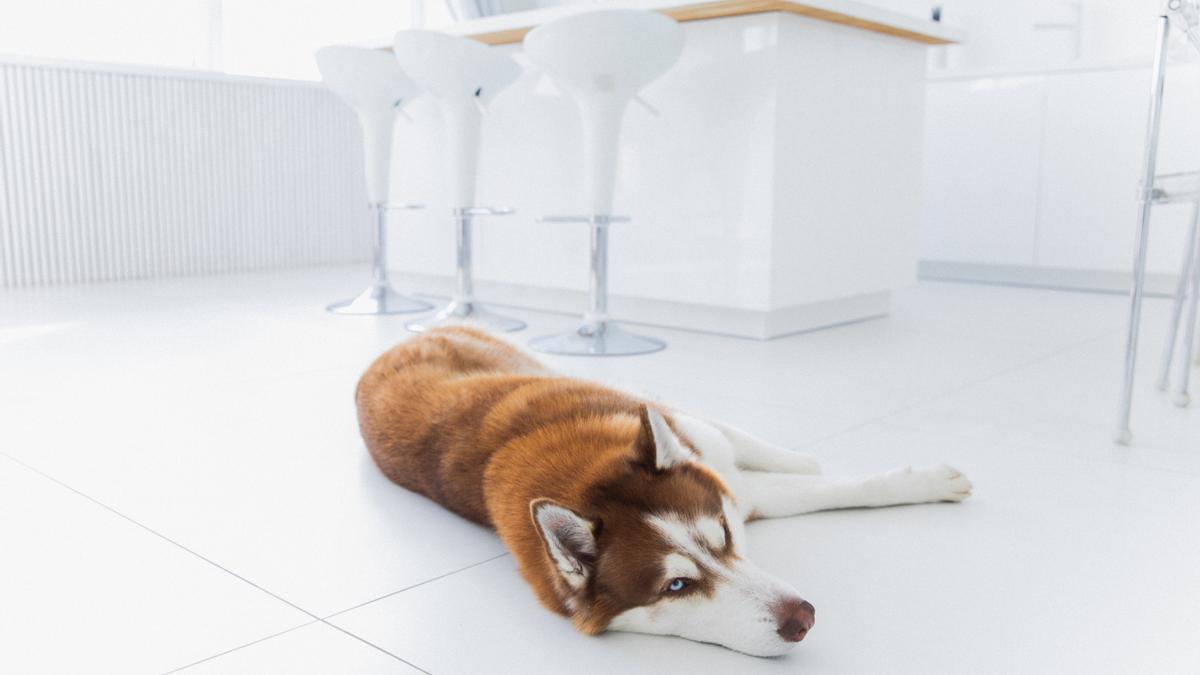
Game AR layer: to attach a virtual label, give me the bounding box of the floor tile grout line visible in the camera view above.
[321,552,511,621]
[880,331,1117,403]
[604,330,1111,458]
[320,621,433,674]
[0,451,323,621]
[628,330,1119,437]
[3,441,498,675]
[881,334,1111,416]
[841,328,1146,457]
[794,336,1109,452]
[879,415,1200,480]
[161,620,320,674]
[880,325,1122,352]
[1,450,438,675]
[2,444,494,674]
[8,357,372,407]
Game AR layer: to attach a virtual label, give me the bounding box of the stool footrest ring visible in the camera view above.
[454,206,514,216]
[529,320,665,357]
[371,201,425,211]
[538,214,631,225]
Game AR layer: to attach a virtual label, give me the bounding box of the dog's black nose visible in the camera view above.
[776,599,815,643]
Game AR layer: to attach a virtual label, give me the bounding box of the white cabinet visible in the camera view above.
[922,62,1200,285]
[1037,67,1196,275]
[1035,68,1148,273]
[920,76,1044,266]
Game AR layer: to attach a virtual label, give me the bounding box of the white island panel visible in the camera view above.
[383,4,951,337]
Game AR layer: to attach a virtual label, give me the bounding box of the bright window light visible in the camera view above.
[0,0,424,81]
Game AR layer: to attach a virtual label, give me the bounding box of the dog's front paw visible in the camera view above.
[881,464,973,504]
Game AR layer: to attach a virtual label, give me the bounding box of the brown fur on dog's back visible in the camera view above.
[356,326,553,523]
[356,326,654,615]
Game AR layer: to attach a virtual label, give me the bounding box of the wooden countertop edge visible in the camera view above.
[463,0,955,46]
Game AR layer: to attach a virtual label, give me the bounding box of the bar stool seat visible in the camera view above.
[393,30,525,333]
[315,46,432,315]
[522,10,683,356]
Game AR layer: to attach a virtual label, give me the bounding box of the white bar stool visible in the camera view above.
[523,10,683,356]
[393,30,525,333]
[316,46,432,315]
[1115,2,1200,443]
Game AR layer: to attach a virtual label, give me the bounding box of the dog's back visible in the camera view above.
[355,326,643,527]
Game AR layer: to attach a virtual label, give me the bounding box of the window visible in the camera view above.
[0,0,430,81]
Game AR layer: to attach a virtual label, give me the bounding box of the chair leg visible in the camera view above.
[1157,204,1200,390]
[1192,285,1200,366]
[1195,323,1200,366]
[1174,222,1200,406]
[1115,14,1171,445]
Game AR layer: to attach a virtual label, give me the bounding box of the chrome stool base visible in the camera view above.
[530,319,665,357]
[407,299,525,333]
[532,214,666,357]
[327,283,432,315]
[327,201,429,316]
[407,206,524,333]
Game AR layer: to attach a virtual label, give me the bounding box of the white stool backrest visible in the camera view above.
[524,10,683,105]
[523,10,683,215]
[315,46,421,204]
[393,30,521,206]
[392,30,520,106]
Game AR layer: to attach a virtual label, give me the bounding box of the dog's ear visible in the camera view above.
[635,405,691,471]
[530,498,597,591]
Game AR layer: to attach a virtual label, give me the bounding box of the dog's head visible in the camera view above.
[529,406,813,657]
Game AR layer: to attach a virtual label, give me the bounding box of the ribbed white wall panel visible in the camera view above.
[0,59,369,288]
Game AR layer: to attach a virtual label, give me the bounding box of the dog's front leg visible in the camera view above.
[737,465,972,519]
[669,412,822,475]
[711,419,823,475]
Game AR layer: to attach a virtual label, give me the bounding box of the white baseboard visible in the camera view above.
[918,260,1179,297]
[393,272,891,340]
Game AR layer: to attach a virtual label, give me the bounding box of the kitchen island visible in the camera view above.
[370,0,961,338]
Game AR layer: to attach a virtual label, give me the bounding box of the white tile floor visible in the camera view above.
[1,266,1198,674]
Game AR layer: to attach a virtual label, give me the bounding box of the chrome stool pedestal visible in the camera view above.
[407,207,526,333]
[393,30,523,333]
[327,202,432,315]
[316,46,428,317]
[529,215,665,356]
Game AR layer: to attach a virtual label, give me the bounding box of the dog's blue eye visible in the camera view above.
[667,578,689,592]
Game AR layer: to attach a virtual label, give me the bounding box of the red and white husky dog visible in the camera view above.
[357,326,971,657]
